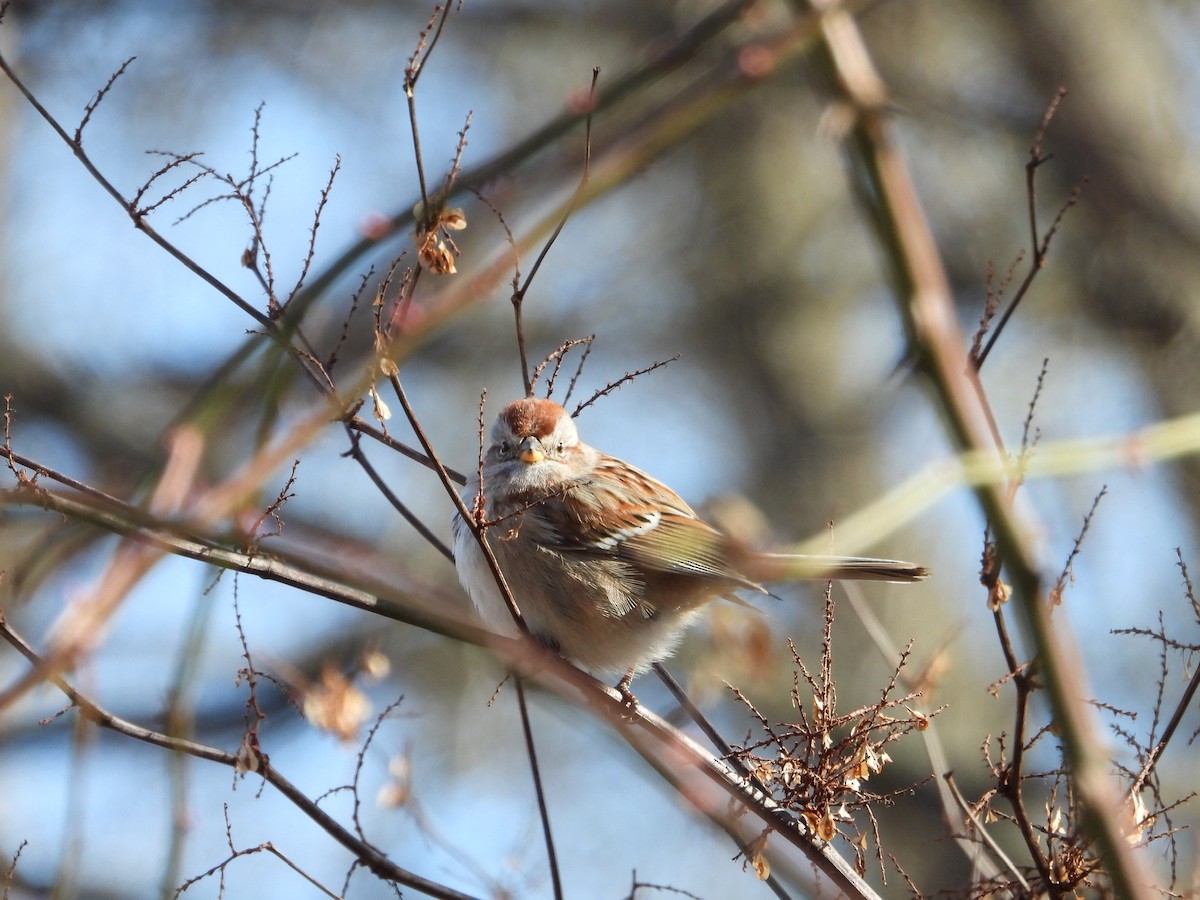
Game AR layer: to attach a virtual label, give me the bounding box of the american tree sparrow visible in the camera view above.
[453,398,926,685]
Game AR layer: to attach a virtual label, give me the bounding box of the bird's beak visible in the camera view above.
[518,437,545,464]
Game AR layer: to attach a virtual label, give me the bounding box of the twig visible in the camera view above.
[75,56,135,141]
[0,614,477,900]
[326,267,375,373]
[514,677,563,900]
[512,67,602,396]
[974,89,1087,368]
[1049,485,1107,607]
[3,839,27,897]
[1124,553,1200,796]
[282,156,341,314]
[404,3,455,222]
[386,374,531,635]
[342,427,454,560]
[1019,358,1049,457]
[529,336,595,399]
[347,417,467,484]
[572,355,680,417]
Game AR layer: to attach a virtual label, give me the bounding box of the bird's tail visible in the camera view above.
[746,553,928,584]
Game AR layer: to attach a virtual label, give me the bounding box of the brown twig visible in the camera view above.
[282,156,341,314]
[1049,485,1108,607]
[176,805,342,897]
[514,676,564,900]
[572,355,681,417]
[529,336,595,399]
[974,89,1087,369]
[342,427,454,560]
[0,613,477,899]
[1120,553,1200,797]
[386,374,531,636]
[404,3,455,223]
[512,67,602,396]
[326,267,375,373]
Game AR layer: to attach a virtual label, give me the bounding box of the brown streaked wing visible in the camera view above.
[539,455,760,589]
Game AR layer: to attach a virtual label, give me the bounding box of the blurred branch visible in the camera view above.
[0,401,337,711]
[0,614,480,900]
[783,409,1200,560]
[796,0,1152,895]
[1,445,880,898]
[278,0,767,329]
[0,474,477,645]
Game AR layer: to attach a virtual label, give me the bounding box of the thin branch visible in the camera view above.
[1125,552,1200,796]
[514,677,563,900]
[0,615,479,900]
[529,336,595,399]
[974,88,1087,368]
[386,374,531,635]
[283,155,342,313]
[342,426,454,560]
[572,355,680,417]
[511,67,602,396]
[75,56,136,141]
[1049,485,1108,607]
[347,417,466,484]
[404,3,455,224]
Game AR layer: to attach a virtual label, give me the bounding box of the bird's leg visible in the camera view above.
[615,668,638,708]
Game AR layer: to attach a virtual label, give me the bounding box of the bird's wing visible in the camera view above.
[538,455,762,590]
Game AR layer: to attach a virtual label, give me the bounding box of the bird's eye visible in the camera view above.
[555,441,565,454]
[497,440,511,459]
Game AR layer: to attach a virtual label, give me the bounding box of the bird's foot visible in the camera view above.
[615,669,639,711]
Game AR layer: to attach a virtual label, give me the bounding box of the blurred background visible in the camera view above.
[1,0,1199,896]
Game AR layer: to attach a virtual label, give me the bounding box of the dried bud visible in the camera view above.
[302,666,371,743]
[743,831,771,880]
[369,385,391,422]
[361,649,391,681]
[988,579,1012,611]
[377,754,412,809]
[235,731,261,775]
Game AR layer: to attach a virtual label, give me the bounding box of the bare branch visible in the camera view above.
[75,56,136,142]
[514,677,563,900]
[283,155,342,313]
[974,89,1087,369]
[572,354,680,417]
[0,615,476,899]
[512,67,602,396]
[1048,486,1108,607]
